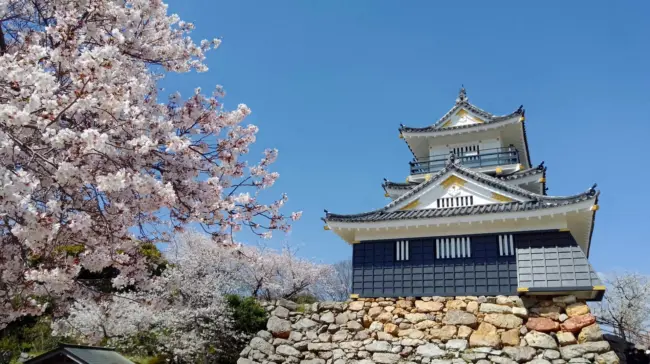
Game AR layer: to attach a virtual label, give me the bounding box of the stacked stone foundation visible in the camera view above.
[238,295,619,364]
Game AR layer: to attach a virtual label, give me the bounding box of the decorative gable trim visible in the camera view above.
[441,175,467,188]
[492,193,514,202]
[324,159,598,225]
[399,199,420,211]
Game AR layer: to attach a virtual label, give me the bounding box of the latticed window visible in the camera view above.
[498,234,515,256]
[436,195,474,208]
[395,240,409,261]
[451,145,479,160]
[436,237,471,259]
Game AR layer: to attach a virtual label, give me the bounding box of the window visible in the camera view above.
[436,195,474,208]
[498,234,515,256]
[452,145,479,160]
[436,237,471,259]
[395,240,409,261]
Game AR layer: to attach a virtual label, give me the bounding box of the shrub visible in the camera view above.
[0,316,66,363]
[294,294,318,305]
[225,295,268,334]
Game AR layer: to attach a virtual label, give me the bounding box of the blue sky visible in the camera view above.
[161,0,650,273]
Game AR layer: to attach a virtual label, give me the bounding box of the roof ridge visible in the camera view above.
[325,158,596,220]
[399,95,524,132]
[60,344,116,351]
[325,195,597,221]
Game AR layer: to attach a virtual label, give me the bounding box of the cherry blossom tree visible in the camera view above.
[595,272,650,344]
[0,0,299,328]
[327,259,352,301]
[53,232,341,362]
[236,242,337,300]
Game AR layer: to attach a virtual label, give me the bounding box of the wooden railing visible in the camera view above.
[409,147,520,175]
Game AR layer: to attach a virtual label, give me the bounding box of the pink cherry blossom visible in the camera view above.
[0,0,298,328]
[53,232,346,361]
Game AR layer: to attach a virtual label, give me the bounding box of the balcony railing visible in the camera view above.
[409,147,520,175]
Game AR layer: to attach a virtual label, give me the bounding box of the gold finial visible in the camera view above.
[538,177,546,183]
[590,205,600,211]
[323,225,331,230]
[495,167,503,175]
[384,192,390,197]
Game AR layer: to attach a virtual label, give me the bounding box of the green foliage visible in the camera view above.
[127,355,168,364]
[0,316,67,363]
[139,242,168,276]
[225,295,268,334]
[53,244,86,257]
[294,294,318,305]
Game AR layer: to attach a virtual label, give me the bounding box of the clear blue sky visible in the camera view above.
[161,0,650,274]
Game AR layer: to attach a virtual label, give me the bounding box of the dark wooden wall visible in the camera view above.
[352,234,517,297]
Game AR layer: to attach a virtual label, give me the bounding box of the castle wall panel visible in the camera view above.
[352,235,517,297]
[515,231,602,289]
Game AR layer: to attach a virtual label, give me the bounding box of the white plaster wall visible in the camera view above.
[414,184,495,209]
[429,138,503,159]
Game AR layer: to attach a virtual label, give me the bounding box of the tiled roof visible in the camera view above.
[382,180,419,191]
[325,157,597,223]
[399,88,524,133]
[497,164,546,181]
[325,197,597,223]
[384,164,546,192]
[25,344,134,364]
[397,88,533,168]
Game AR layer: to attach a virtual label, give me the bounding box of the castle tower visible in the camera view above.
[323,88,603,301]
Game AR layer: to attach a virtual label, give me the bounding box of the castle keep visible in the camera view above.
[239,89,618,364]
[323,88,603,301]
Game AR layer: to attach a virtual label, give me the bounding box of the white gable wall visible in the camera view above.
[415,183,497,209]
[389,172,530,212]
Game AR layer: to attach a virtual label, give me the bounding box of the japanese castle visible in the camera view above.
[323,88,604,300]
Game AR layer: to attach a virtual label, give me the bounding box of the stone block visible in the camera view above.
[503,346,536,362]
[526,317,560,332]
[501,328,520,346]
[469,322,501,348]
[371,353,401,364]
[557,331,577,346]
[525,330,558,349]
[415,343,446,358]
[480,303,513,314]
[578,323,603,343]
[559,341,610,359]
[560,314,596,333]
[415,300,444,313]
[565,303,590,318]
[483,313,523,329]
[442,310,477,326]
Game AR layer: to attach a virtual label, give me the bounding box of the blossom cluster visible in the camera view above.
[53,232,341,361]
[0,0,299,327]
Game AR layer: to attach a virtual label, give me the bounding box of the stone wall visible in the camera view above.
[238,296,619,364]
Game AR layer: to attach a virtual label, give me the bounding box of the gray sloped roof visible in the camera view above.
[382,180,419,191]
[25,345,134,364]
[324,197,597,223]
[382,164,546,193]
[325,157,597,223]
[497,165,546,181]
[399,88,524,133]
